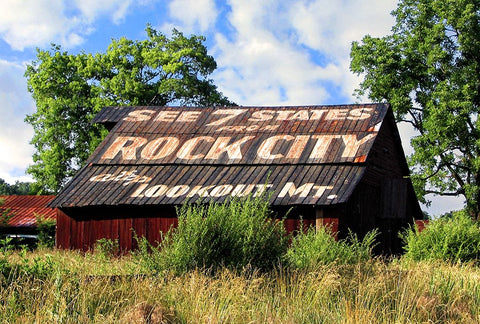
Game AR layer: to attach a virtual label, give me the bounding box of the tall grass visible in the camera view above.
[135,195,288,274]
[286,225,378,269]
[401,210,480,263]
[0,249,479,323]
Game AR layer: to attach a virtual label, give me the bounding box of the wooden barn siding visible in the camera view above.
[56,207,178,251]
[343,111,422,253]
[56,205,317,251]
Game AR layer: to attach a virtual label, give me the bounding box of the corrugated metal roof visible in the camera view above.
[0,195,56,227]
[52,104,389,208]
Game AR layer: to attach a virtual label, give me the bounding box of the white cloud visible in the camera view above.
[0,0,82,50]
[73,0,134,24]
[209,0,398,106]
[0,59,35,183]
[166,0,218,33]
[289,0,398,100]
[0,0,142,51]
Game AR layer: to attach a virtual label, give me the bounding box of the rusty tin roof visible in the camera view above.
[52,104,389,208]
[0,195,56,227]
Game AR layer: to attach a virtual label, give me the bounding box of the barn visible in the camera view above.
[0,195,56,241]
[50,103,423,253]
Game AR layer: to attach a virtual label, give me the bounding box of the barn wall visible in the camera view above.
[57,204,322,251]
[344,110,423,253]
[56,206,178,251]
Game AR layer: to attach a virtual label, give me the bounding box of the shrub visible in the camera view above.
[400,210,480,263]
[36,214,56,248]
[286,225,378,269]
[94,238,120,258]
[136,195,288,274]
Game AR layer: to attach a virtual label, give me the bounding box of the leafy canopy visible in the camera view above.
[350,0,480,215]
[0,179,32,195]
[25,26,233,194]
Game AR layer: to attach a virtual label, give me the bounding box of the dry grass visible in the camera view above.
[1,250,480,323]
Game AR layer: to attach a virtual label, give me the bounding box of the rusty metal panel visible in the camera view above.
[50,104,391,209]
[0,195,56,227]
[50,164,365,208]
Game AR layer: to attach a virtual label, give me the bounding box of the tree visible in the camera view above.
[25,26,233,194]
[350,0,480,217]
[0,179,32,195]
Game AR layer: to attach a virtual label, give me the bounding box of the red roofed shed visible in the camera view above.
[0,195,56,235]
[50,104,423,253]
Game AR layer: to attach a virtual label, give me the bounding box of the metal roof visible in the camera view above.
[52,104,389,208]
[0,195,56,227]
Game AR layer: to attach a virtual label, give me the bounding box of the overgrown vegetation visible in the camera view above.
[286,225,378,269]
[1,197,480,322]
[36,214,56,248]
[0,248,479,323]
[401,210,480,263]
[135,195,288,274]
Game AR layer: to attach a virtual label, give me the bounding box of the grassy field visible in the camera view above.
[1,248,479,323]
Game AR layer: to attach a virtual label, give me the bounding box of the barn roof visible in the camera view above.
[0,195,56,227]
[51,104,390,208]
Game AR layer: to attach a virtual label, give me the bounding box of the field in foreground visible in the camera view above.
[1,249,479,323]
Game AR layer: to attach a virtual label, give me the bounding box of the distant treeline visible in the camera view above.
[0,179,32,195]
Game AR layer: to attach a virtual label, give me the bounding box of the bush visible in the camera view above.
[400,210,480,263]
[36,214,56,248]
[136,195,288,274]
[94,238,120,258]
[286,225,377,269]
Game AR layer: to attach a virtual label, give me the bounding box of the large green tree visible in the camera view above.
[25,26,233,194]
[350,0,480,216]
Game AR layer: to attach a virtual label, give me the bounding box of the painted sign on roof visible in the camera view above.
[52,104,389,208]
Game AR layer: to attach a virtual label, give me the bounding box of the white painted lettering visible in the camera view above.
[248,110,275,122]
[140,137,179,160]
[144,185,169,198]
[166,185,190,198]
[102,136,147,160]
[177,136,214,160]
[257,135,294,160]
[123,109,156,121]
[278,182,315,198]
[210,185,234,197]
[308,135,341,160]
[206,109,246,126]
[285,135,310,159]
[154,111,180,122]
[177,111,202,122]
[326,109,349,120]
[205,136,255,160]
[348,108,373,120]
[230,184,256,197]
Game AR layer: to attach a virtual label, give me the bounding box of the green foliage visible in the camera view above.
[350,0,480,214]
[36,214,56,248]
[0,198,14,227]
[135,195,288,274]
[400,210,480,262]
[0,178,33,195]
[94,238,120,259]
[25,25,234,194]
[286,225,378,269]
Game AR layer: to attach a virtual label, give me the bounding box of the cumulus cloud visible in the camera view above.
[289,0,398,100]
[0,0,83,50]
[167,0,218,33]
[0,59,35,183]
[0,0,143,51]
[73,0,134,24]
[210,0,397,106]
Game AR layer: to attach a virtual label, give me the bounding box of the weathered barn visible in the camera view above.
[50,104,423,253]
[0,195,56,236]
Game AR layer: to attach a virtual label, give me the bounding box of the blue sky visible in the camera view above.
[0,0,464,215]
